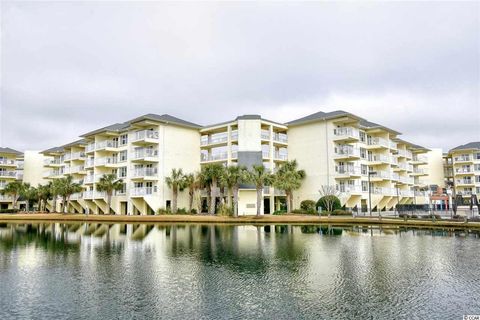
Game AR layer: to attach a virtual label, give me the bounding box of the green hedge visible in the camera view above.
[0,209,19,214]
[272,210,287,215]
[300,200,316,214]
[316,196,341,211]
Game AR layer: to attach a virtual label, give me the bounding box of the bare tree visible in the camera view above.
[318,185,342,212]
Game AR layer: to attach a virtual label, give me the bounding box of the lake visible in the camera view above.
[0,222,479,319]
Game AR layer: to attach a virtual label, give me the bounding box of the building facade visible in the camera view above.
[35,110,434,215]
[444,142,480,202]
[0,147,24,209]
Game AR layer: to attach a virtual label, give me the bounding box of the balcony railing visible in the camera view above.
[456,179,474,185]
[335,166,361,176]
[70,152,85,160]
[131,149,158,159]
[0,159,16,166]
[44,158,63,165]
[231,130,238,141]
[335,146,360,158]
[201,152,228,162]
[389,142,398,149]
[399,176,414,184]
[369,154,390,163]
[0,171,17,178]
[201,134,228,146]
[336,184,362,193]
[400,190,414,197]
[274,152,288,161]
[86,143,96,153]
[412,155,428,163]
[95,157,118,166]
[70,165,85,174]
[261,130,270,140]
[368,137,389,148]
[132,168,158,178]
[96,140,119,150]
[412,168,427,175]
[83,191,94,199]
[131,130,159,142]
[455,168,472,174]
[370,171,391,180]
[85,159,95,167]
[454,155,471,162]
[333,127,360,140]
[84,176,95,184]
[0,194,12,201]
[131,187,156,196]
[273,133,288,143]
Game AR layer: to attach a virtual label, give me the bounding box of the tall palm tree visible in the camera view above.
[37,183,52,212]
[165,168,186,214]
[21,183,38,212]
[0,181,25,209]
[183,173,198,213]
[220,165,249,217]
[96,173,124,214]
[57,175,83,213]
[50,179,63,212]
[274,160,306,213]
[202,164,225,215]
[248,165,274,216]
[197,169,211,213]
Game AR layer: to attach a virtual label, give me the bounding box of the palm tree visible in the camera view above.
[197,169,211,213]
[50,179,63,212]
[220,165,249,217]
[165,168,186,214]
[202,164,225,215]
[21,183,38,212]
[96,173,124,214]
[248,165,274,216]
[274,160,306,213]
[57,175,83,213]
[183,173,198,213]
[0,181,25,209]
[37,183,52,212]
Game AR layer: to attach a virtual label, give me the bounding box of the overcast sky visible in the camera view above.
[1,1,479,152]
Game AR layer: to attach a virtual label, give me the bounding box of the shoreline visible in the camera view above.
[0,213,479,229]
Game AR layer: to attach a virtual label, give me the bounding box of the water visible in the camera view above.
[0,223,479,319]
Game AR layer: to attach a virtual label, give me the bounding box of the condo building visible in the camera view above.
[444,142,480,201]
[35,110,433,215]
[0,147,24,209]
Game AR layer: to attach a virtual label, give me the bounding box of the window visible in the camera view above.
[119,150,127,162]
[120,134,128,146]
[359,131,366,143]
[118,167,127,178]
[361,181,368,192]
[361,165,368,175]
[360,148,367,159]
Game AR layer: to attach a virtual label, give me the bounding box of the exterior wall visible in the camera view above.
[23,151,47,186]
[423,148,445,186]
[238,190,258,215]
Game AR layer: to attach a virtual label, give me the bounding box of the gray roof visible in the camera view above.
[80,122,130,137]
[41,146,64,154]
[450,141,480,152]
[0,147,23,156]
[203,115,286,130]
[286,109,401,135]
[128,114,202,129]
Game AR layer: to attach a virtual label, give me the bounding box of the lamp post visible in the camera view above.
[368,171,377,217]
[396,186,400,218]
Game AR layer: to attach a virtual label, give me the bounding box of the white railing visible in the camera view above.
[335,146,360,158]
[70,165,85,173]
[456,179,474,185]
[455,167,472,174]
[231,151,238,159]
[390,156,399,165]
[83,191,94,199]
[336,184,362,193]
[44,158,63,165]
[70,152,85,160]
[333,127,360,139]
[132,168,158,178]
[95,157,117,166]
[400,190,414,197]
[274,152,288,160]
[201,152,228,162]
[368,137,389,148]
[399,176,414,184]
[131,149,158,159]
[86,143,96,152]
[131,187,156,196]
[454,155,471,162]
[70,192,82,200]
[412,155,428,163]
[335,166,361,176]
[413,168,427,175]
[389,141,397,149]
[391,173,400,181]
[261,130,270,140]
[0,194,12,201]
[96,140,118,150]
[85,159,95,167]
[0,159,16,166]
[84,175,95,184]
[132,130,159,142]
[0,171,18,178]
[457,190,473,196]
[369,154,389,163]
[262,151,270,158]
[370,171,391,180]
[273,133,288,143]
[231,130,238,141]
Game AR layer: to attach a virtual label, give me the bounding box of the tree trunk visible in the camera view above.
[172,188,178,214]
[289,191,293,213]
[227,187,233,209]
[52,195,57,213]
[286,192,291,213]
[206,185,211,214]
[256,186,262,216]
[107,192,112,214]
[188,190,193,212]
[66,195,71,214]
[12,193,17,209]
[233,185,239,217]
[209,180,217,215]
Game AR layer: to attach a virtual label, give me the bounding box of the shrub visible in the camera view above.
[332,209,350,216]
[452,215,464,220]
[316,196,341,212]
[291,209,307,214]
[190,208,197,214]
[410,214,419,219]
[217,204,233,217]
[0,209,18,214]
[157,208,171,215]
[300,200,316,213]
[272,210,286,215]
[176,208,188,214]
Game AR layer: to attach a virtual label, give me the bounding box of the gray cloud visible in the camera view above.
[1,1,479,151]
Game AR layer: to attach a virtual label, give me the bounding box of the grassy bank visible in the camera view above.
[0,213,479,229]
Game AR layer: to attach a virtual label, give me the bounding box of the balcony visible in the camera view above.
[84,175,95,184]
[457,190,473,197]
[274,152,288,161]
[389,141,398,150]
[335,166,361,178]
[94,191,106,199]
[367,137,389,149]
[333,127,360,142]
[454,155,472,163]
[131,130,160,144]
[85,159,95,168]
[0,159,16,167]
[70,193,82,200]
[390,156,399,166]
[261,130,270,140]
[83,191,94,199]
[0,194,12,201]
[201,134,228,146]
[231,130,238,141]
[368,154,390,164]
[334,146,360,160]
[455,167,473,175]
[399,176,414,185]
[456,179,475,186]
[369,171,391,181]
[86,143,96,153]
[96,140,119,151]
[131,167,158,179]
[411,168,428,176]
[336,184,362,194]
[201,152,228,163]
[400,190,414,197]
[131,187,156,197]
[70,165,85,174]
[414,191,428,197]
[70,152,85,161]
[262,151,270,159]
[391,173,400,181]
[131,149,159,161]
[0,171,17,178]
[95,157,118,167]
[273,133,288,144]
[411,155,428,164]
[44,158,64,166]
